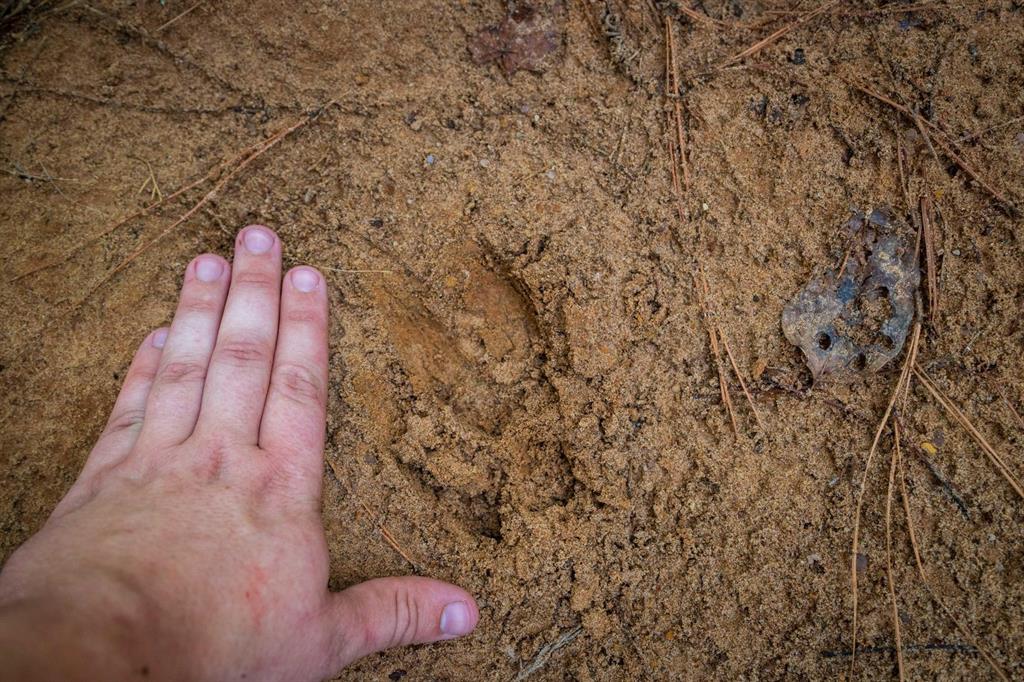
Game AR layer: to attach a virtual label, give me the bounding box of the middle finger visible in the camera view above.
[194,225,282,445]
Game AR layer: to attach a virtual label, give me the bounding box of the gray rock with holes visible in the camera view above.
[782,208,919,381]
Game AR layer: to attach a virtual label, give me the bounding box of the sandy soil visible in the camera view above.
[1,1,1023,679]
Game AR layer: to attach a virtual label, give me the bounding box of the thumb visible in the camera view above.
[321,576,480,671]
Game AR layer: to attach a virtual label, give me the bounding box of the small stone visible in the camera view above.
[545,169,556,181]
[425,154,436,166]
[952,249,961,256]
[479,158,490,168]
[409,118,422,131]
[791,47,806,65]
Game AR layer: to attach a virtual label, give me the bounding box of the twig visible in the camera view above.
[0,78,240,115]
[153,0,205,33]
[850,321,920,678]
[913,367,1024,500]
[16,102,332,288]
[368,505,418,569]
[1,164,74,182]
[721,0,838,66]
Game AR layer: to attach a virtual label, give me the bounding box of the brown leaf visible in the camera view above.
[468,4,562,76]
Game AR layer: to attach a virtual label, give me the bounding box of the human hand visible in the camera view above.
[0,226,478,681]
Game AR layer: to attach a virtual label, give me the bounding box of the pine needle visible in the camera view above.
[850,321,920,678]
[660,16,739,437]
[77,103,331,306]
[897,433,1009,680]
[326,458,419,570]
[851,82,1019,216]
[885,425,906,681]
[720,331,766,433]
[154,0,205,33]
[9,136,270,283]
[665,16,691,191]
[919,195,940,327]
[721,0,838,66]
[913,367,1024,501]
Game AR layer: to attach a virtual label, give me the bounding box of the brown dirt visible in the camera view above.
[2,1,1023,679]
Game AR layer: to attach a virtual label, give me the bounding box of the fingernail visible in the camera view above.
[152,328,169,349]
[242,226,274,254]
[439,601,473,637]
[290,267,320,293]
[195,256,224,282]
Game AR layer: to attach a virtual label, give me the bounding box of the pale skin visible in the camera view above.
[0,225,479,681]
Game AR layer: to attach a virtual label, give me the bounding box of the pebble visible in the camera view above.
[479,158,490,168]
[425,154,436,166]
[952,249,961,256]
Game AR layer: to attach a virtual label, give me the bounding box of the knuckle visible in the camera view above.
[179,294,220,316]
[124,363,158,385]
[284,306,323,325]
[105,408,146,433]
[393,588,420,647]
[215,340,270,367]
[270,362,324,407]
[233,270,278,292]
[157,359,208,385]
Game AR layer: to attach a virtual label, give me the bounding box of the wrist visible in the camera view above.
[0,569,169,681]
